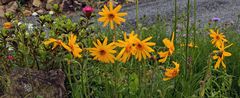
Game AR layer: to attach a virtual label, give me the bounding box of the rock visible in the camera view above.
[5,1,18,13]
[36,9,44,14]
[0,0,14,5]
[23,10,32,16]
[32,0,42,7]
[0,6,4,18]
[61,0,74,11]
[2,68,67,98]
[46,0,61,10]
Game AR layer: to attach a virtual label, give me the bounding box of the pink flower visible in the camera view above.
[82,6,94,19]
[7,55,14,60]
[82,6,94,13]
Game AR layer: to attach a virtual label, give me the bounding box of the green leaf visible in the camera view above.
[238,77,240,87]
[129,73,139,95]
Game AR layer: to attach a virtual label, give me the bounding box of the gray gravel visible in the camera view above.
[122,0,240,26]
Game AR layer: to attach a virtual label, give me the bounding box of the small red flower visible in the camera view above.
[7,55,14,60]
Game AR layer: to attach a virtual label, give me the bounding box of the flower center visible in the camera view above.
[216,35,220,40]
[217,51,223,57]
[99,50,106,55]
[70,44,74,50]
[125,44,132,52]
[108,14,115,20]
[171,69,178,77]
[136,43,143,49]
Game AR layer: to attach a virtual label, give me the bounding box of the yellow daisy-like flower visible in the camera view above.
[212,43,232,69]
[134,36,156,61]
[3,22,12,29]
[158,32,175,63]
[44,38,67,50]
[88,37,116,63]
[209,29,227,47]
[98,1,127,30]
[63,33,83,58]
[116,31,138,63]
[163,61,180,81]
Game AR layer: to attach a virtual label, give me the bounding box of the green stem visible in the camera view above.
[186,0,191,76]
[174,0,178,34]
[67,64,73,97]
[136,0,140,36]
[113,63,117,97]
[193,0,197,45]
[138,61,142,97]
[200,56,212,97]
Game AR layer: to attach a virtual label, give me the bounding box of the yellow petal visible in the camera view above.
[212,55,219,60]
[110,20,114,30]
[109,1,113,11]
[117,13,127,16]
[97,39,102,46]
[103,37,108,46]
[163,77,171,81]
[162,38,172,49]
[103,5,109,12]
[142,36,152,42]
[172,61,180,69]
[52,42,59,50]
[223,52,231,57]
[98,17,107,22]
[214,59,221,69]
[171,32,175,42]
[221,61,226,69]
[113,5,122,12]
[43,38,56,45]
[158,56,168,63]
[62,43,72,52]
[103,19,109,27]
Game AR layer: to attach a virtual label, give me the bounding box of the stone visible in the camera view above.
[5,1,18,13]
[0,6,5,18]
[0,0,14,5]
[23,10,32,16]
[36,9,44,14]
[2,68,67,98]
[32,0,42,7]
[61,0,74,11]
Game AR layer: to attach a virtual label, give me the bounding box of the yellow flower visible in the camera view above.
[88,37,116,63]
[134,36,156,61]
[63,33,83,58]
[209,29,227,47]
[3,22,12,29]
[116,31,138,63]
[180,42,198,48]
[98,1,127,30]
[158,32,175,63]
[44,38,67,50]
[212,43,232,69]
[163,61,180,81]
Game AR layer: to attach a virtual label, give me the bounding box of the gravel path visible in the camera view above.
[122,0,240,26]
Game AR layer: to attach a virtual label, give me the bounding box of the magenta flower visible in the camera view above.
[82,6,94,13]
[82,6,94,19]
